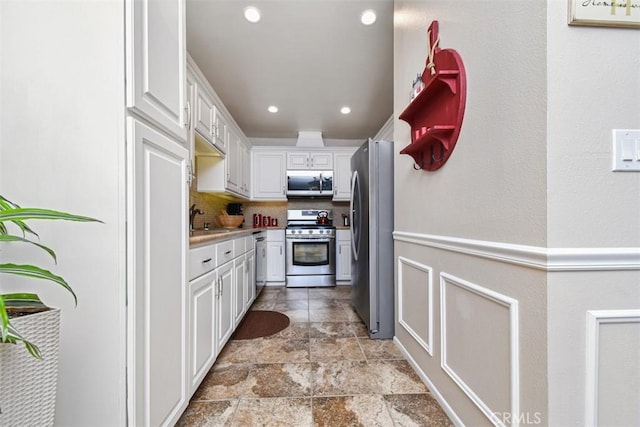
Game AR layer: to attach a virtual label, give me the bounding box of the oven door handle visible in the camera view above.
[286,237,334,243]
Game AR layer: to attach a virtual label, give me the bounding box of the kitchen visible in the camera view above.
[1,0,638,426]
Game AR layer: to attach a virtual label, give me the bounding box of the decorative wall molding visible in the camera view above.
[397,256,434,356]
[585,309,640,426]
[393,231,640,272]
[394,337,465,427]
[440,273,520,427]
[374,114,394,142]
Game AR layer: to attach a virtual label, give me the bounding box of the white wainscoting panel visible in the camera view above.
[440,273,520,427]
[585,310,640,427]
[397,256,433,356]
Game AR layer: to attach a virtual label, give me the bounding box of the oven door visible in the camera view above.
[286,237,336,276]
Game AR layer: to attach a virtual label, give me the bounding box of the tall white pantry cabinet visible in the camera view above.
[126,0,190,426]
[1,0,188,426]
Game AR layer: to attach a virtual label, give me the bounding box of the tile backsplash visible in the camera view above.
[189,190,349,229]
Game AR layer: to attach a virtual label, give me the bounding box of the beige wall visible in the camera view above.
[394,0,548,247]
[0,1,126,425]
[393,0,639,426]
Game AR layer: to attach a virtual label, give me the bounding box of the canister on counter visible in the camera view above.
[253,214,262,228]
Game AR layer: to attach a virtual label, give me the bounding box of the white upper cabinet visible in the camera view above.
[287,151,333,170]
[126,0,187,143]
[196,132,250,200]
[212,106,228,154]
[252,150,287,201]
[195,86,214,145]
[239,140,251,196]
[333,149,356,201]
[187,59,226,158]
[226,133,240,193]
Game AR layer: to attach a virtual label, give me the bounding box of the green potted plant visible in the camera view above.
[0,194,100,425]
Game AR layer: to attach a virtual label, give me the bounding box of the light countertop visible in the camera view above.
[189,227,285,246]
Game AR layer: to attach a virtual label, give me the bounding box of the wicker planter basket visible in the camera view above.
[0,308,61,427]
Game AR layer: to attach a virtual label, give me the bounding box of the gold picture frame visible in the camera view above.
[569,0,640,27]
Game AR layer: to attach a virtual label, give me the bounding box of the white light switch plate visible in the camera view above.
[612,129,640,172]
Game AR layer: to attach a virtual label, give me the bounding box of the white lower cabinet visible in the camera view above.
[188,269,216,390]
[336,229,351,282]
[233,254,246,327]
[266,229,286,283]
[215,260,234,352]
[245,248,255,311]
[187,233,257,396]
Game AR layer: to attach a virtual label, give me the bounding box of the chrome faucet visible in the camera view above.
[189,204,204,231]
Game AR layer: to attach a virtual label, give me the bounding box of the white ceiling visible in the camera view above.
[186,0,394,143]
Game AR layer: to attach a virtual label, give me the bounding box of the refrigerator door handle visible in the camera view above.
[350,170,359,261]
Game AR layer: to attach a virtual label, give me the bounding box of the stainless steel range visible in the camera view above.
[285,209,336,287]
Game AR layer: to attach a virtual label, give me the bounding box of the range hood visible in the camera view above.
[296,131,324,147]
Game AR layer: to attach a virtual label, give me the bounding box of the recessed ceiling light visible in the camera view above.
[267,105,278,113]
[360,9,376,26]
[244,6,261,23]
[340,106,351,115]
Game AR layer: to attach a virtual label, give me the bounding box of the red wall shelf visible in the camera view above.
[399,21,467,171]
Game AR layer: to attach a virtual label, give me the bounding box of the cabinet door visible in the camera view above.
[287,152,310,169]
[266,241,285,282]
[216,261,234,352]
[213,106,227,154]
[195,87,214,144]
[309,152,333,169]
[186,68,196,165]
[240,141,250,196]
[252,151,287,200]
[128,118,188,427]
[126,0,187,143]
[188,269,216,392]
[226,134,240,192]
[333,151,354,201]
[233,254,246,327]
[245,250,255,309]
[336,240,352,281]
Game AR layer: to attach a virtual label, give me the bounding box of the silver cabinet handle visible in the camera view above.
[185,101,191,128]
[280,246,282,255]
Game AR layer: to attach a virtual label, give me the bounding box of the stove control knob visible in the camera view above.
[308,230,312,234]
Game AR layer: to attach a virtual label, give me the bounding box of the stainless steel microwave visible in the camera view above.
[286,170,333,197]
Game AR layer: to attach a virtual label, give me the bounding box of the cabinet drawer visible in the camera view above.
[217,240,235,265]
[233,237,245,257]
[189,245,216,281]
[244,235,254,252]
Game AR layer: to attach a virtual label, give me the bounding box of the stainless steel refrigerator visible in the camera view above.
[350,139,394,339]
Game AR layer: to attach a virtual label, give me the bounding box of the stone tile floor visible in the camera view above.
[177,286,453,426]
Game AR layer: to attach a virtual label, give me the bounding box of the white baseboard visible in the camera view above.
[393,337,464,427]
